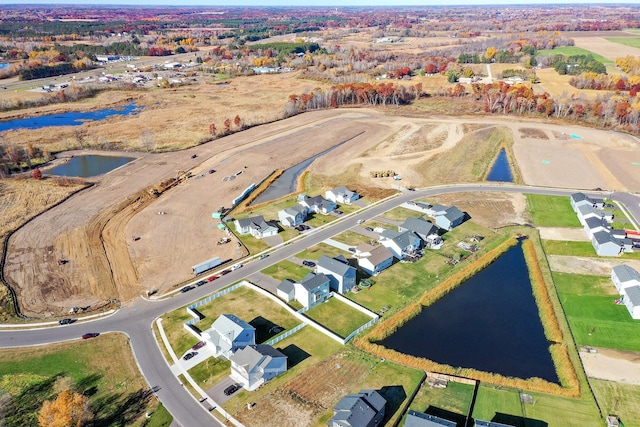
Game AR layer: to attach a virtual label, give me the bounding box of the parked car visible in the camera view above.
[231,263,242,271]
[220,269,231,276]
[334,210,343,215]
[258,254,269,260]
[196,280,206,287]
[183,351,198,361]
[207,275,218,282]
[357,219,364,224]
[302,260,316,268]
[191,154,198,159]
[365,227,374,232]
[180,285,194,293]
[192,341,206,350]
[82,333,100,339]
[58,318,73,325]
[224,383,240,396]
[407,187,416,191]
[209,169,216,174]
[348,247,356,253]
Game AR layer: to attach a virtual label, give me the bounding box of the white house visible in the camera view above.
[276,273,331,308]
[326,186,360,205]
[278,205,308,227]
[583,216,609,240]
[611,264,640,293]
[379,229,421,259]
[201,314,255,359]
[298,195,336,215]
[404,410,456,427]
[229,344,287,391]
[570,192,604,212]
[357,245,394,276]
[234,215,278,239]
[592,231,623,257]
[316,255,356,294]
[577,204,612,226]
[621,285,640,320]
[329,390,386,427]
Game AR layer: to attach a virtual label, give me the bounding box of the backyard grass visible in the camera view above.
[606,37,640,50]
[536,46,611,63]
[525,194,581,227]
[553,272,640,351]
[304,297,374,338]
[379,206,424,222]
[331,229,375,246]
[0,333,164,427]
[188,356,231,390]
[590,379,640,426]
[297,242,351,260]
[407,380,474,420]
[472,384,601,427]
[261,259,311,282]
[542,240,597,257]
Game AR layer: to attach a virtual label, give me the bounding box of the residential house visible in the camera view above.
[277,273,331,308]
[317,255,357,293]
[611,264,640,293]
[576,204,613,226]
[404,410,456,427]
[379,229,421,259]
[621,285,640,320]
[583,216,609,240]
[474,421,515,427]
[326,186,360,205]
[234,215,278,239]
[278,205,308,228]
[425,204,449,217]
[357,245,394,276]
[201,314,256,359]
[229,344,287,391]
[592,231,623,256]
[299,195,337,215]
[328,389,386,427]
[434,206,465,231]
[398,217,439,246]
[570,192,604,212]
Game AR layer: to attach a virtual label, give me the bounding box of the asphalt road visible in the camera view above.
[0,183,638,427]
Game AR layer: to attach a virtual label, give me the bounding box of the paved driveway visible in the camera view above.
[206,376,242,405]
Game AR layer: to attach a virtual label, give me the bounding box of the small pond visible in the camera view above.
[0,101,141,132]
[251,132,362,205]
[380,241,558,383]
[486,148,513,182]
[47,155,135,178]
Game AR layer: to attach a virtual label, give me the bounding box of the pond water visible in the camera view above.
[486,148,513,182]
[380,241,558,383]
[47,155,135,178]
[251,132,362,205]
[0,101,141,132]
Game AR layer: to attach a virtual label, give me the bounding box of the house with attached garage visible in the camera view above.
[278,205,308,228]
[316,255,356,293]
[434,206,465,231]
[356,244,394,276]
[398,217,440,246]
[276,273,331,308]
[326,186,360,205]
[229,344,287,391]
[329,389,386,427]
[299,194,337,215]
[404,410,456,427]
[576,204,613,226]
[592,230,623,256]
[583,216,609,240]
[611,264,640,293]
[234,215,278,239]
[621,285,640,320]
[379,229,421,259]
[201,314,256,359]
[570,192,604,212]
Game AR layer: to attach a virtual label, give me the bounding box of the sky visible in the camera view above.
[0,0,634,5]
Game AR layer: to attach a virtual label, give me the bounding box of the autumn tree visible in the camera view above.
[32,168,43,180]
[233,115,243,129]
[38,389,92,427]
[223,118,231,133]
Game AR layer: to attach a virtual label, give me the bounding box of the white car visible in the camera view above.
[357,219,364,224]
[231,263,242,271]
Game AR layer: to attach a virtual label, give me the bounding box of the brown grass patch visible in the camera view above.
[519,128,549,140]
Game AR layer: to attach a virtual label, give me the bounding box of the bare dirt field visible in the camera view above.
[581,348,640,385]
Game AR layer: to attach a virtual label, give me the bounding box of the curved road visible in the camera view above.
[1,183,638,426]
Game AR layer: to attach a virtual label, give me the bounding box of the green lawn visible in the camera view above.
[0,334,165,427]
[379,206,423,222]
[304,297,373,338]
[408,380,474,418]
[473,384,600,427]
[526,194,581,227]
[331,230,373,246]
[554,272,640,351]
[606,37,640,50]
[262,260,310,282]
[536,46,611,63]
[188,356,231,389]
[297,242,350,260]
[542,240,596,257]
[590,379,640,426]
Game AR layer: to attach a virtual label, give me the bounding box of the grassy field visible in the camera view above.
[407,380,474,420]
[590,379,640,426]
[304,297,373,338]
[261,259,311,282]
[542,240,640,260]
[0,334,168,427]
[525,194,581,228]
[536,46,611,63]
[606,37,640,50]
[553,272,640,351]
[331,229,373,247]
[379,206,423,222]
[296,242,351,260]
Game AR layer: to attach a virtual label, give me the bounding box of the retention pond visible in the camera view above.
[380,241,558,383]
[486,148,513,182]
[48,155,135,178]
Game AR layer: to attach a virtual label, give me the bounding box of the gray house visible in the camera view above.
[379,229,421,259]
[278,205,308,228]
[583,216,609,240]
[398,217,439,244]
[202,314,256,359]
[570,192,604,211]
[357,245,394,276]
[234,215,278,239]
[229,344,287,391]
[404,410,456,427]
[592,231,623,256]
[277,273,331,308]
[299,194,337,215]
[329,389,386,427]
[622,285,640,320]
[434,206,465,231]
[611,264,640,293]
[316,255,357,294]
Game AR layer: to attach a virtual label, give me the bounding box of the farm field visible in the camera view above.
[537,46,611,63]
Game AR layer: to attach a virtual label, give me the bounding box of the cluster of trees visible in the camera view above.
[54,42,148,59]
[545,54,607,76]
[616,56,640,75]
[0,142,48,176]
[570,72,640,93]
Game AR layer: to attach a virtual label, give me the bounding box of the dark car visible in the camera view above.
[183,351,198,361]
[82,333,100,339]
[180,285,195,293]
[302,260,316,268]
[209,169,216,174]
[196,280,206,287]
[191,154,198,159]
[220,269,231,276]
[334,210,343,215]
[365,227,374,232]
[58,318,73,325]
[224,383,240,396]
[192,341,206,350]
